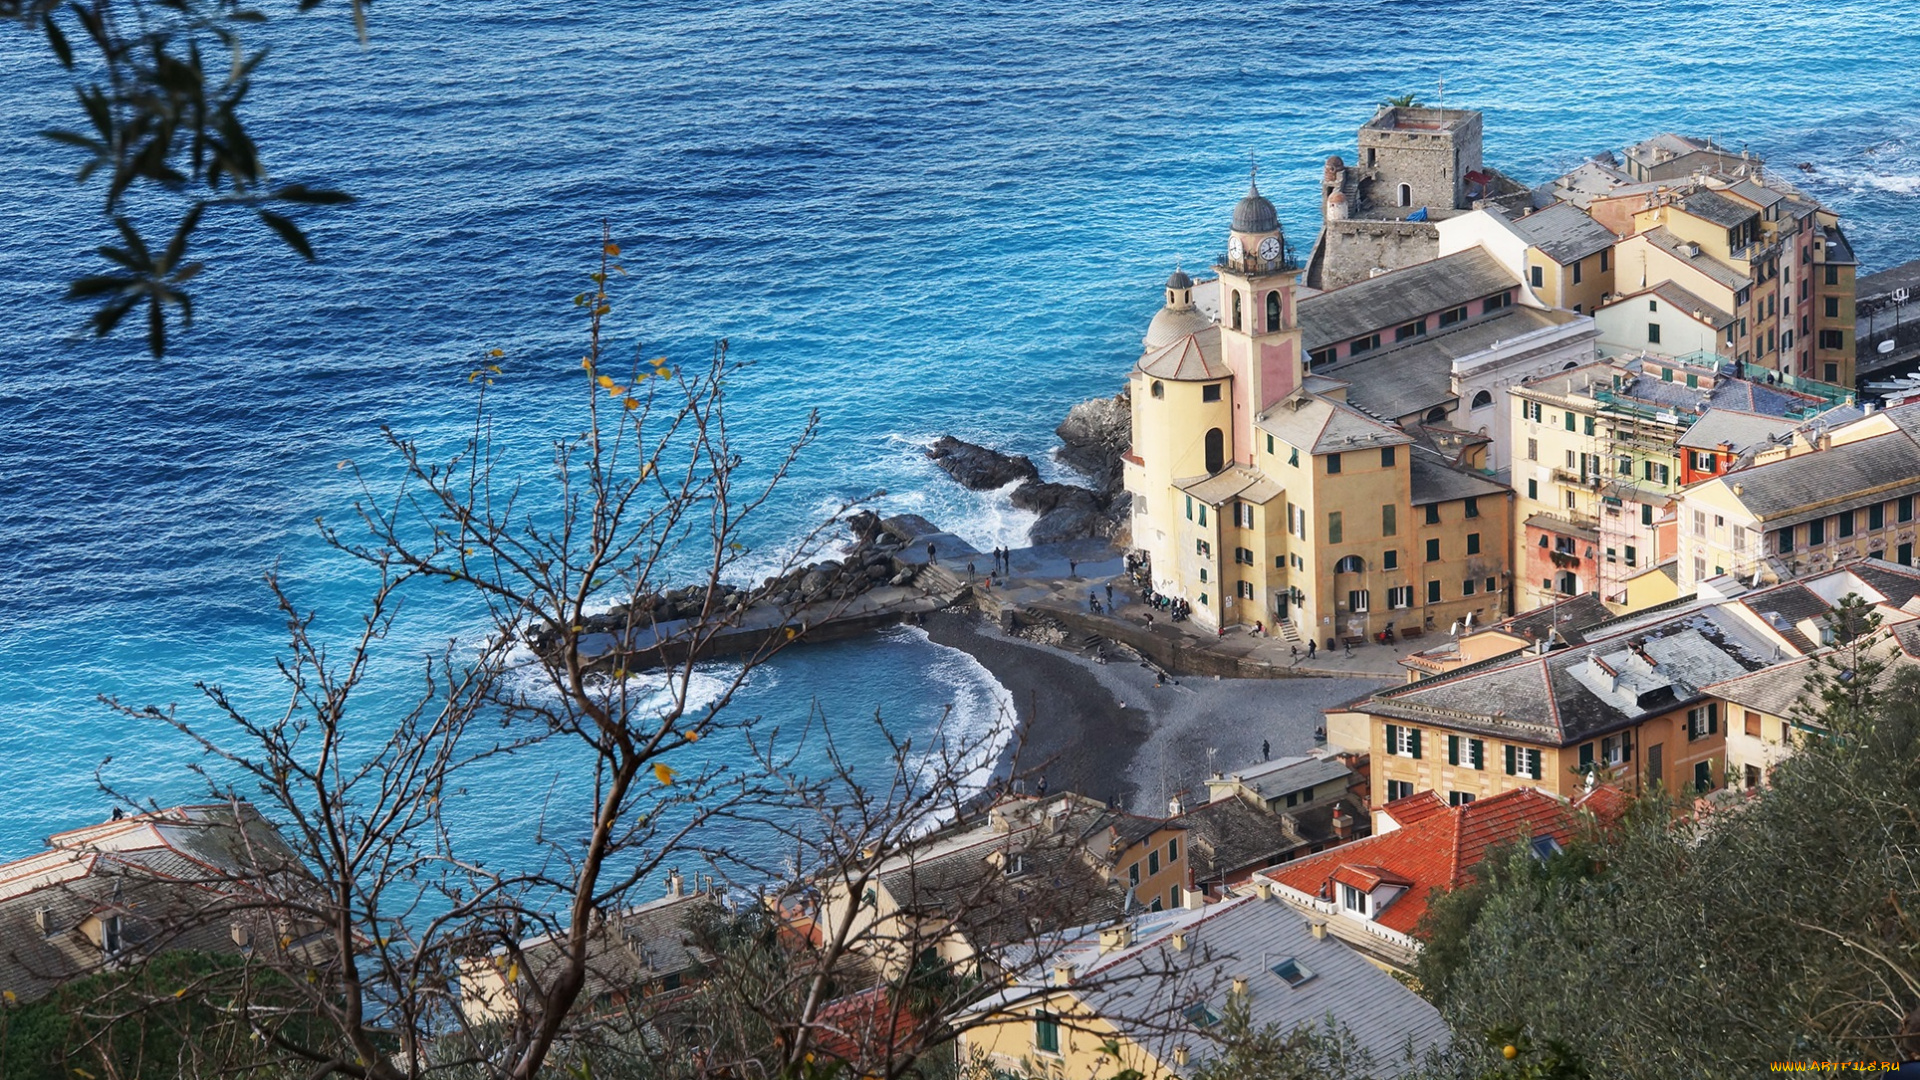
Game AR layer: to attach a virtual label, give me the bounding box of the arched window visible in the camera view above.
[1425,405,1449,423]
[1151,381,1164,399]
[1205,428,1225,474]
[1231,291,1243,330]
[1564,361,1579,370]
[1266,291,1281,331]
[1397,183,1412,207]
[1334,555,1364,574]
[1471,390,1494,410]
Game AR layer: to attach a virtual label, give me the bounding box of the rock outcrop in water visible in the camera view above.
[1054,389,1131,496]
[925,436,1041,490]
[925,389,1135,546]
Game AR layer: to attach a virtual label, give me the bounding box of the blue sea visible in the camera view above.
[2,0,1918,874]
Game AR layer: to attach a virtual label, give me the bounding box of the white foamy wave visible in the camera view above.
[885,624,1016,820]
[878,433,1040,552]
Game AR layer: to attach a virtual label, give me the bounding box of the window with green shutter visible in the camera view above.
[1410,729,1422,759]
[1504,744,1516,775]
[1564,412,1575,431]
[1579,742,1594,769]
[1469,738,1485,770]
[1448,734,1460,766]
[1035,1012,1060,1054]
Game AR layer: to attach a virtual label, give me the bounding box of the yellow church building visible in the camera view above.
[1124,181,1514,643]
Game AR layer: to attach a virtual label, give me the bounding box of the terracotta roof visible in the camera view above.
[1331,863,1415,891]
[1262,789,1580,935]
[1380,791,1447,827]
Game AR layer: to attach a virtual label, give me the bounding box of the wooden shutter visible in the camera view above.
[1708,703,1719,734]
[1504,744,1516,775]
[1470,739,1484,770]
[1410,729,1422,759]
[1386,724,1400,754]
[1448,735,1460,766]
[1579,742,1593,768]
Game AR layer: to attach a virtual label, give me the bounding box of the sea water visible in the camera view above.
[1,0,1917,871]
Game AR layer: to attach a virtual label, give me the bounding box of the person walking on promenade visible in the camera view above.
[967,560,976,583]
[927,541,937,564]
[1068,558,1078,578]
[1262,738,1270,761]
[1306,639,1316,659]
[1105,582,1113,606]
[1343,638,1352,658]
[1290,644,1299,660]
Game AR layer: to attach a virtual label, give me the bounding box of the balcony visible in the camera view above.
[1550,468,1601,489]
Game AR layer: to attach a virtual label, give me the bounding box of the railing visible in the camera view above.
[1737,362,1855,404]
[1550,468,1601,488]
[1213,250,1302,275]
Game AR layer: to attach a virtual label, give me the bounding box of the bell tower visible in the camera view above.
[1216,169,1305,465]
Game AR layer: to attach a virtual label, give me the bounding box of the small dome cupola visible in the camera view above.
[1164,267,1194,307]
[1143,265,1213,349]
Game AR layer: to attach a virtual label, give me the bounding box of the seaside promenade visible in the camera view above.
[891,535,1426,681]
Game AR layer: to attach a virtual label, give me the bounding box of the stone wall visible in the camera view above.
[1315,219,1441,291]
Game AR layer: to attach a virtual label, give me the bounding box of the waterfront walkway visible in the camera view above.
[962,543,1426,682]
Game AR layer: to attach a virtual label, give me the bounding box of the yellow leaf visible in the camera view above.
[609,385,623,397]
[582,358,593,370]
[658,368,674,380]
[173,987,187,998]
[623,398,639,411]
[489,348,504,357]
[596,375,616,390]
[76,1069,95,1079]
[684,729,700,743]
[2,990,15,1003]
[604,242,621,256]
[653,763,677,785]
[785,627,797,640]
[506,962,520,981]
[468,370,479,382]
[650,356,668,367]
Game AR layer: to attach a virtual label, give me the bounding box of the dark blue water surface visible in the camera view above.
[2,0,1917,866]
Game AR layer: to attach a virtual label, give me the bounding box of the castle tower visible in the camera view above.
[1215,174,1305,464]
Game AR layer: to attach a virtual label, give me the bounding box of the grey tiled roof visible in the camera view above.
[1214,754,1352,803]
[1502,203,1616,265]
[1409,447,1508,507]
[1323,306,1569,422]
[0,805,312,1003]
[1300,248,1518,353]
[1676,409,1802,452]
[1361,608,1786,745]
[1498,592,1616,646]
[1032,897,1450,1076]
[1137,326,1228,381]
[1674,189,1757,229]
[1640,228,1748,291]
[1716,425,1920,527]
[1644,281,1734,330]
[1256,393,1411,456]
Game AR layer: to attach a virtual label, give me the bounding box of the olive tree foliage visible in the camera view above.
[1414,665,1920,1078]
[99,239,873,1079]
[4,0,358,355]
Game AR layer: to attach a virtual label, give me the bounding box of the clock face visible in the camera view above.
[1228,236,1244,261]
[1258,236,1281,261]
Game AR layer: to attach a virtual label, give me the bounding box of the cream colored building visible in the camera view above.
[1126,183,1514,640]
[1673,404,1920,593]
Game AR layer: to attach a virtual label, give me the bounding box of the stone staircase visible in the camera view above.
[1274,618,1302,643]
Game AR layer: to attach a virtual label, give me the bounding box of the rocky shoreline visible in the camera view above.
[924,388,1132,546]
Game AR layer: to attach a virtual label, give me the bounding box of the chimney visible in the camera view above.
[1310,920,1328,940]
[1053,964,1074,987]
[1174,1046,1190,1067]
[230,923,252,950]
[1230,976,1250,997]
[1167,795,1184,817]
[666,868,684,899]
[1170,932,1187,951]
[1099,922,1134,953]
[1331,805,1355,840]
[34,907,53,936]
[1255,881,1275,902]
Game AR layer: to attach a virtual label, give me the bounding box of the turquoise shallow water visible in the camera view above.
[1,0,1917,869]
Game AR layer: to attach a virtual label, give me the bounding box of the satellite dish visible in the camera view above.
[1881,339,1897,354]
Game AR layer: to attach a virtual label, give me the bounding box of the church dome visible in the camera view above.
[1323,155,1346,180]
[1232,179,1280,234]
[1143,300,1214,350]
[1166,268,1193,290]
